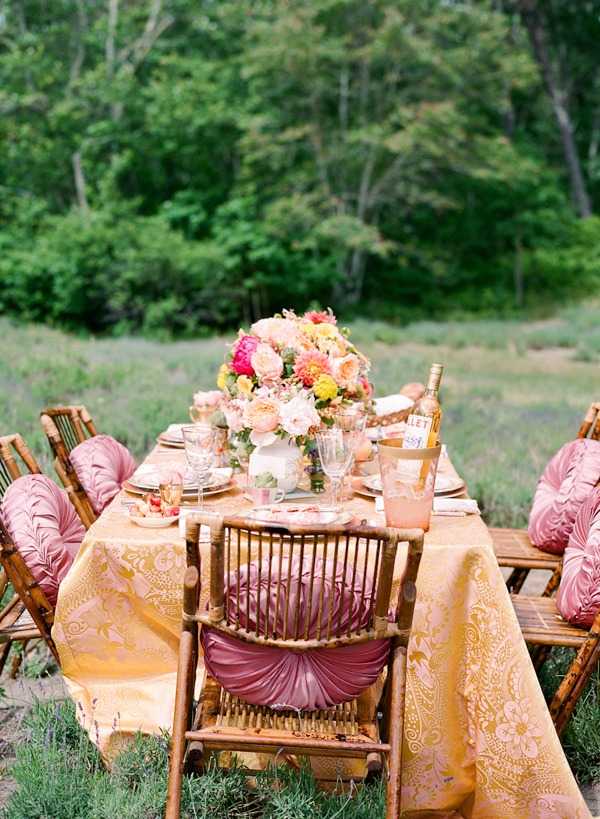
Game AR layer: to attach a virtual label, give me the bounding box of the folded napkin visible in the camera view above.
[373,394,413,417]
[164,423,184,441]
[374,496,479,516]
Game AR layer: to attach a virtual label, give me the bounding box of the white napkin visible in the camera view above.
[373,394,413,417]
[374,496,479,516]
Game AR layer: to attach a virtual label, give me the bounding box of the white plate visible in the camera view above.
[362,472,465,495]
[123,480,234,499]
[247,504,353,527]
[129,467,233,492]
[129,513,180,528]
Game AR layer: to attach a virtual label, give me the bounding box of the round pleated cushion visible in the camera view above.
[70,435,136,515]
[527,439,600,555]
[557,487,600,627]
[201,557,389,711]
[1,474,85,606]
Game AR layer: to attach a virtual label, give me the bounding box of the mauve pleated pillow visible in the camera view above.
[557,487,600,628]
[201,556,390,711]
[1,474,85,606]
[70,434,136,515]
[528,439,600,555]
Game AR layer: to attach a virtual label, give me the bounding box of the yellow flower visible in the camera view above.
[313,323,337,339]
[313,374,339,401]
[217,363,230,391]
[237,375,254,397]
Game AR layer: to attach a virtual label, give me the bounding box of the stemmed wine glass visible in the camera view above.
[182,424,217,508]
[335,406,367,496]
[316,426,355,511]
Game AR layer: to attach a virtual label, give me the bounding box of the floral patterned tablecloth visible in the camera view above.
[53,446,590,818]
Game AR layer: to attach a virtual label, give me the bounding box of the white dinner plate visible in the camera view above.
[246,504,353,527]
[129,513,180,528]
[361,472,465,496]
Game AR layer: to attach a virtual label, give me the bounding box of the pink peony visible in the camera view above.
[332,354,360,390]
[294,349,331,387]
[304,308,336,325]
[251,343,284,383]
[243,397,280,433]
[231,334,259,375]
[251,317,299,349]
[280,393,321,437]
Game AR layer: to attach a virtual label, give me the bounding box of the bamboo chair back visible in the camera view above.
[578,402,600,441]
[187,515,423,651]
[0,434,42,499]
[0,518,58,663]
[40,407,98,529]
[0,434,53,669]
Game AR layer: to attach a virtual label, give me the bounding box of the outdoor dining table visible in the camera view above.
[53,442,591,818]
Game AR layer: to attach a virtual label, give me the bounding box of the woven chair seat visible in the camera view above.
[511,595,589,648]
[490,527,561,570]
[0,600,39,644]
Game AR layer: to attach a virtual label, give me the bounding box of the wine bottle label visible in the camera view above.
[403,414,432,449]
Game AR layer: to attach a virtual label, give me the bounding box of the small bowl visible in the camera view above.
[129,512,179,528]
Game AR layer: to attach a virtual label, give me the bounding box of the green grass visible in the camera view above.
[2,304,600,810]
[1,700,384,819]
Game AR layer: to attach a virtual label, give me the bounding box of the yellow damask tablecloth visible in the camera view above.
[53,446,591,818]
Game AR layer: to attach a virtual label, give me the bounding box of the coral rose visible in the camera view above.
[332,354,360,390]
[232,335,259,376]
[251,343,284,383]
[294,350,331,387]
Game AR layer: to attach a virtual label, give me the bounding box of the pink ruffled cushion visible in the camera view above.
[528,439,600,555]
[70,435,136,515]
[1,474,85,606]
[557,487,600,627]
[201,557,389,711]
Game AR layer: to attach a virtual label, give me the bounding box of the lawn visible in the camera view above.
[1,304,600,816]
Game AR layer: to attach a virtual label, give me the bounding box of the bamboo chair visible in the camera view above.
[511,596,600,736]
[165,515,424,819]
[0,434,45,675]
[491,402,600,596]
[40,406,98,529]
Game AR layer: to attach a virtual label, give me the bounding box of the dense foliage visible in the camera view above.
[1,0,600,335]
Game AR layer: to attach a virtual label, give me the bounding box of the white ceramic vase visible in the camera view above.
[248,437,303,494]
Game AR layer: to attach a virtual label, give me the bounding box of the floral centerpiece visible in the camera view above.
[216,308,372,490]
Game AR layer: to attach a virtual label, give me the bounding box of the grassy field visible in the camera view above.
[1,305,600,815]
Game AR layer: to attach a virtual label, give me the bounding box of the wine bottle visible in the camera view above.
[403,363,443,450]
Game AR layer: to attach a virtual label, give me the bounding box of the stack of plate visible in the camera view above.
[123,465,234,501]
[355,472,465,500]
[157,424,186,449]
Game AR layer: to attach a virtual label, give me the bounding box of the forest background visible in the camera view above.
[1,0,600,336]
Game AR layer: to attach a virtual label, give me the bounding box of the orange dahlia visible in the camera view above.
[293,349,331,387]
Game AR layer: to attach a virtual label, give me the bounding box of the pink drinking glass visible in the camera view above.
[377,438,441,532]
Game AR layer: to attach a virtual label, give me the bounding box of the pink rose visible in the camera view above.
[333,354,360,390]
[231,334,259,375]
[243,397,280,433]
[251,343,284,383]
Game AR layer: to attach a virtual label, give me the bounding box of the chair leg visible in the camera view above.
[531,644,552,672]
[0,641,11,676]
[551,637,600,736]
[506,567,529,594]
[541,564,562,598]
[165,629,197,819]
[9,643,24,679]
[385,642,407,819]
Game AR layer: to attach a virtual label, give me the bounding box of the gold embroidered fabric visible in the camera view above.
[53,447,590,817]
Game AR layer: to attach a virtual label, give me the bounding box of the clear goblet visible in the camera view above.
[316,427,355,511]
[334,406,368,499]
[182,424,217,508]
